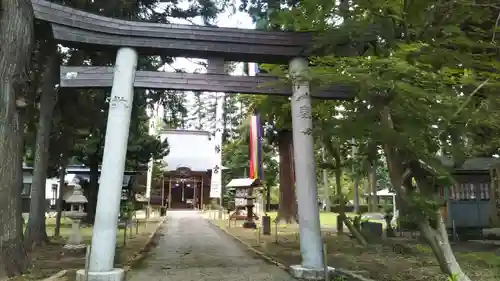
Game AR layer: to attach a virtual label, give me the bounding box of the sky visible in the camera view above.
[151,0,257,130]
[158,0,254,75]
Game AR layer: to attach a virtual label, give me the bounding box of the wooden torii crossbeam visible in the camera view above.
[60,66,352,99]
[31,0,313,62]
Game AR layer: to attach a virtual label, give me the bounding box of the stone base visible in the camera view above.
[64,244,86,250]
[289,265,336,280]
[76,268,124,281]
[63,244,87,256]
[242,221,257,229]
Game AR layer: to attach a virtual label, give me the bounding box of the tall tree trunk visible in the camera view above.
[381,106,472,281]
[351,140,360,213]
[418,213,472,281]
[353,177,360,213]
[368,162,378,212]
[0,0,34,276]
[85,157,99,223]
[275,130,298,223]
[321,148,330,212]
[54,157,67,237]
[24,39,58,248]
[333,150,344,233]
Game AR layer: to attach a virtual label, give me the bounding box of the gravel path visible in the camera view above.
[127,210,295,281]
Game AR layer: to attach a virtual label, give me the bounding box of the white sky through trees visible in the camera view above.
[152,0,255,131]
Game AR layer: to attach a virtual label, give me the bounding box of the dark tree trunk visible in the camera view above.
[85,157,100,223]
[0,0,34,276]
[24,38,58,248]
[333,151,345,233]
[275,130,298,223]
[368,162,378,212]
[54,157,67,237]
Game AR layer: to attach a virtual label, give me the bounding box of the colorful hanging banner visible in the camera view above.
[247,62,259,77]
[249,112,264,180]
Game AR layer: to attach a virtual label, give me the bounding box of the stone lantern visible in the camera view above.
[63,183,88,250]
[226,178,261,229]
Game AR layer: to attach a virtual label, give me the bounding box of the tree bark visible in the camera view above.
[85,157,100,223]
[321,148,330,212]
[24,39,58,249]
[418,213,472,281]
[275,130,298,223]
[343,216,368,246]
[333,150,345,233]
[380,106,472,281]
[351,141,360,213]
[0,0,34,276]
[368,162,378,212]
[353,177,360,213]
[54,157,67,237]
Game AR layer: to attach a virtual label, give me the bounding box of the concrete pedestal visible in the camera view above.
[67,219,83,245]
[64,218,86,253]
[289,265,336,280]
[76,268,124,281]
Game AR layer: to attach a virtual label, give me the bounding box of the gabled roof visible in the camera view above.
[226,178,261,188]
[22,164,138,175]
[437,156,500,171]
[160,129,219,172]
[65,173,131,187]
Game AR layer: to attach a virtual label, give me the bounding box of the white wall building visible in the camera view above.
[22,165,133,211]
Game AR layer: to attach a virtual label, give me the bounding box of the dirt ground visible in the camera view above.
[1,218,164,281]
[214,220,500,281]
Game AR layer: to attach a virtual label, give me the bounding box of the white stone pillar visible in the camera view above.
[79,47,138,281]
[288,57,334,279]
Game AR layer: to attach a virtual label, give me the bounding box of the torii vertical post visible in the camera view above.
[78,47,138,281]
[288,57,335,279]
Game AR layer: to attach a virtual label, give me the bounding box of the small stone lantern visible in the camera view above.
[63,183,88,250]
[226,178,261,229]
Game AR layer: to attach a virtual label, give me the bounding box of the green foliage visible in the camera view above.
[119,200,135,221]
[236,1,500,278]
[405,192,441,224]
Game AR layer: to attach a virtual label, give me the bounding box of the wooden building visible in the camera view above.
[437,157,500,230]
[149,129,222,210]
[22,164,137,213]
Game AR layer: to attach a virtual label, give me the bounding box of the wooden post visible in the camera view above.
[123,224,127,246]
[193,178,197,209]
[200,176,204,210]
[490,166,500,226]
[168,177,172,210]
[161,177,164,208]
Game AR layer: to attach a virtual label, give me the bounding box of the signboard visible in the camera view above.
[235,198,246,206]
[209,181,221,198]
[210,93,224,199]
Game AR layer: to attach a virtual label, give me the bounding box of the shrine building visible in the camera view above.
[149,129,223,210]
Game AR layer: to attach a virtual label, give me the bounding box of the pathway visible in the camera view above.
[127,210,295,281]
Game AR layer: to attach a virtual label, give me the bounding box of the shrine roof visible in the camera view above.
[160,129,220,172]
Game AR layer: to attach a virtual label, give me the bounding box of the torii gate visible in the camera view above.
[31,0,348,279]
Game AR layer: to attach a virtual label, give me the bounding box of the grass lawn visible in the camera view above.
[265,211,346,226]
[45,217,147,246]
[4,216,163,281]
[212,218,500,281]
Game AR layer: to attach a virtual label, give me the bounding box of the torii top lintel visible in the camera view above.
[31,0,314,63]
